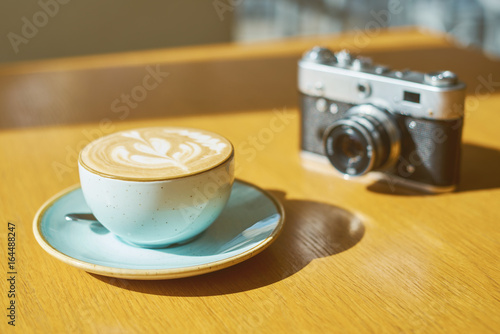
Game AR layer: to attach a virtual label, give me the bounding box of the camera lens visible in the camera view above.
[323,104,400,176]
[331,130,369,169]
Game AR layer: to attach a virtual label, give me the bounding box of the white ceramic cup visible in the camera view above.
[78,129,234,248]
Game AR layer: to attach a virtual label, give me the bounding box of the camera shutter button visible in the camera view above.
[424,71,458,87]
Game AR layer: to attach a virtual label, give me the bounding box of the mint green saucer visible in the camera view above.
[33,180,284,280]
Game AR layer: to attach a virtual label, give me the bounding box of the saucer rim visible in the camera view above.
[33,179,285,280]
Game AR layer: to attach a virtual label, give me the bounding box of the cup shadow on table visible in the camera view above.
[366,143,500,196]
[91,191,365,296]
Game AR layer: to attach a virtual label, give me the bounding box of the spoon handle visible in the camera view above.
[65,213,98,222]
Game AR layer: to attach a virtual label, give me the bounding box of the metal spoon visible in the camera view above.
[65,213,109,235]
[65,213,98,222]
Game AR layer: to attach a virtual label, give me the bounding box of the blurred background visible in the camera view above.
[1,0,499,64]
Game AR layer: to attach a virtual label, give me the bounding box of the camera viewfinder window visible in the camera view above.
[403,91,421,104]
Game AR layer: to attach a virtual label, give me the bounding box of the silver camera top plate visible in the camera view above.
[298,48,466,121]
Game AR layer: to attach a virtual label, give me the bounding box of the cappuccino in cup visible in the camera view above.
[79,127,234,248]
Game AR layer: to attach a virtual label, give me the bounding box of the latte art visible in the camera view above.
[113,130,227,170]
[80,127,233,180]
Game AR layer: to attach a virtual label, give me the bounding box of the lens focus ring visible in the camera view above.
[323,104,400,176]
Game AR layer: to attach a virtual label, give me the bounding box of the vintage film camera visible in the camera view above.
[299,47,466,193]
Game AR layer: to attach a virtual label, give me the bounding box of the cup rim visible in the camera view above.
[79,127,234,182]
[79,149,234,182]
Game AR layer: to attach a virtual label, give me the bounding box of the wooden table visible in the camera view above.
[1,28,499,333]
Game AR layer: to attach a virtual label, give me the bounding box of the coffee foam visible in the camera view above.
[80,127,233,180]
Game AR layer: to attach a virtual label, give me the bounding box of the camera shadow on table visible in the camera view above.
[91,191,365,296]
[366,143,500,195]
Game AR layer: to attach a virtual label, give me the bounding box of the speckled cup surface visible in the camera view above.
[78,128,234,248]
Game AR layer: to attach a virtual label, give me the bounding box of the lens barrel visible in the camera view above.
[323,104,400,176]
